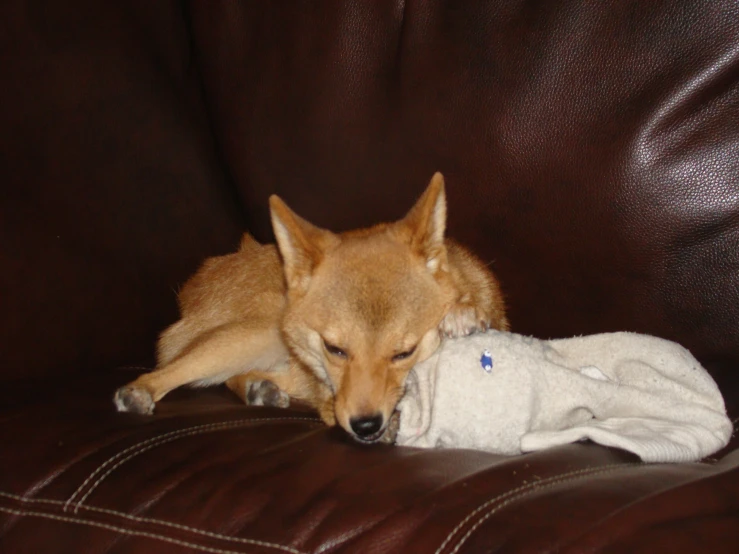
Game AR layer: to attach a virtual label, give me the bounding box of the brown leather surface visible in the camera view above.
[0,0,246,379]
[1,369,737,553]
[1,0,738,552]
[191,0,739,368]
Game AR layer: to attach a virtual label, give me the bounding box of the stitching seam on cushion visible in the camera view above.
[435,463,640,554]
[65,417,321,513]
[0,505,303,554]
[1,491,303,553]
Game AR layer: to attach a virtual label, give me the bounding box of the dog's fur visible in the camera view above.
[114,173,508,443]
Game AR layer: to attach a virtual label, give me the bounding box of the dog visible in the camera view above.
[114,173,508,443]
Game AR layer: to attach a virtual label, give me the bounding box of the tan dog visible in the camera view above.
[114,173,508,443]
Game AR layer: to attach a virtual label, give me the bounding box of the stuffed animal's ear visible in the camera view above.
[270,196,336,292]
[399,172,448,273]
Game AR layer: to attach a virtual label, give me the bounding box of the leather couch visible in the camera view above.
[2,1,737,552]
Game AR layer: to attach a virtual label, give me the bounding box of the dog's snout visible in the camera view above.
[349,414,384,439]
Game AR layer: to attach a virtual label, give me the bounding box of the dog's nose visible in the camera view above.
[349,414,384,439]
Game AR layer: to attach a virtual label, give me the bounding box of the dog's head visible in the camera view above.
[271,173,456,443]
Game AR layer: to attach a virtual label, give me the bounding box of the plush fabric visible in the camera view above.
[397,332,733,462]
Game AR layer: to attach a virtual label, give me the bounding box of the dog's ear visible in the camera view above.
[399,172,448,273]
[270,196,337,292]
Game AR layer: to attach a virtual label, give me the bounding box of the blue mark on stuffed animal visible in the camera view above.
[480,350,493,373]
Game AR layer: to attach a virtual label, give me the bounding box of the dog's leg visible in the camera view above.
[114,323,287,414]
[226,366,337,426]
[226,370,291,409]
[440,302,494,338]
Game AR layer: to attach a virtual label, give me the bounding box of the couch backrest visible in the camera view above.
[2,1,738,410]
[191,1,739,373]
[0,2,245,379]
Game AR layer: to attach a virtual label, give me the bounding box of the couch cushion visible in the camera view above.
[1,369,737,553]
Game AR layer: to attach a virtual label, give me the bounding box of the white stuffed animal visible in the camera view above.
[396,331,733,463]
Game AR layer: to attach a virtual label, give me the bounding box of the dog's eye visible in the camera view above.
[392,346,416,362]
[323,339,348,359]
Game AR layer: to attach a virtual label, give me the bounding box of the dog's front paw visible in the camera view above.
[379,410,400,445]
[245,380,290,409]
[439,305,490,338]
[114,386,155,415]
